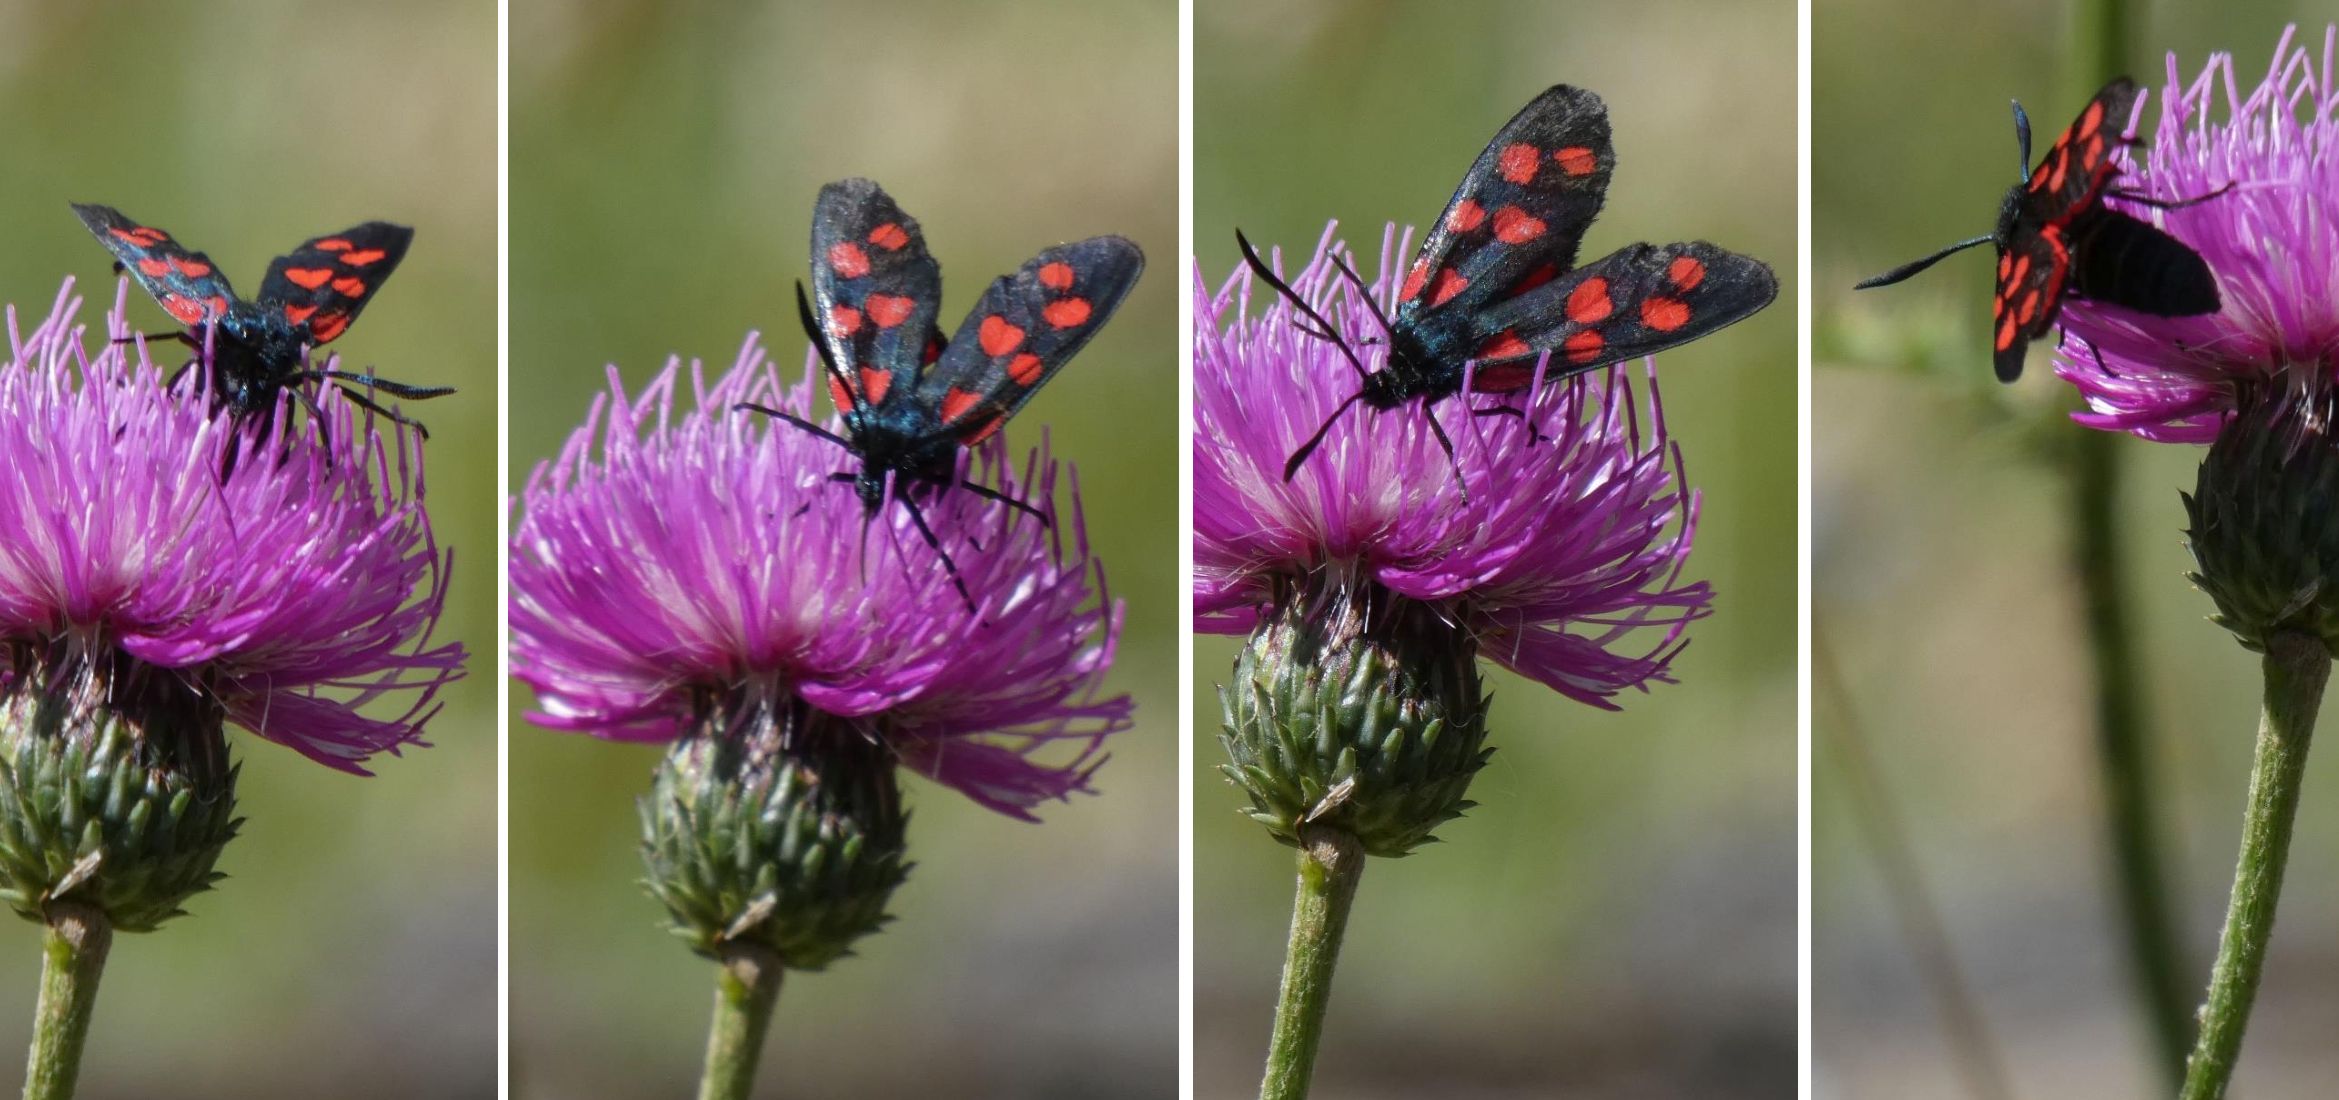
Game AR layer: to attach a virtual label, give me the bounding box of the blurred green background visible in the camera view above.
[1815,2,2335,1096]
[508,2,1174,1097]
[0,2,496,1097]
[1197,1,1796,1096]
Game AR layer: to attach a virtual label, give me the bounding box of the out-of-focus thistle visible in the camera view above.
[0,278,462,1099]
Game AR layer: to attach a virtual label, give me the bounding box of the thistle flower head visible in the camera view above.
[0,279,462,772]
[2056,25,2339,442]
[508,335,1129,819]
[1198,224,1711,854]
[1195,223,1712,708]
[0,277,462,928]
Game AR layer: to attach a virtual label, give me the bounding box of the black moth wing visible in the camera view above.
[1471,241,1778,388]
[918,236,1145,445]
[1394,85,1615,343]
[2016,78,2140,226]
[808,178,946,412]
[71,203,237,326]
[1988,225,2070,381]
[257,222,414,345]
[2064,204,2220,317]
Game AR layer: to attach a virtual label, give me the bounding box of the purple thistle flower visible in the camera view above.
[0,279,463,772]
[509,334,1128,819]
[1194,223,1711,709]
[2056,25,2339,443]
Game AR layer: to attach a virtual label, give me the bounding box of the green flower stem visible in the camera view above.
[697,940,784,1100]
[1259,825,1365,1100]
[22,902,111,1100]
[2070,431,2194,1079]
[2180,632,2328,1100]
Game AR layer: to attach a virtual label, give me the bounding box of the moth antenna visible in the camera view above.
[1282,392,1367,482]
[2010,99,2033,175]
[1236,228,1372,382]
[1325,251,1396,340]
[1854,235,1996,290]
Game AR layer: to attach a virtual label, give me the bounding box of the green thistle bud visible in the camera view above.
[639,693,911,970]
[1219,573,1492,857]
[0,648,240,933]
[2186,386,2339,654]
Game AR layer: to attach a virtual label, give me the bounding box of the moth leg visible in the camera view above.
[334,385,435,439]
[956,480,1049,525]
[896,490,979,617]
[1420,402,1470,506]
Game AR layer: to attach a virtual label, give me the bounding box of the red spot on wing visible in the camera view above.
[1642,297,1691,332]
[308,312,351,342]
[1038,262,1076,290]
[827,241,870,279]
[2008,253,2032,286]
[859,366,891,404]
[829,304,864,336]
[978,315,1024,357]
[1447,199,1486,232]
[1565,277,1612,324]
[136,258,171,278]
[2016,288,2041,323]
[941,387,982,423]
[1562,329,1606,364]
[1008,353,1045,385]
[171,257,212,278]
[340,248,387,267]
[1042,298,1092,328]
[207,295,228,317]
[960,412,1004,445]
[1554,146,1598,176]
[865,294,914,329]
[1491,206,1547,243]
[285,303,319,325]
[284,267,333,290]
[1430,269,1469,306]
[923,336,943,365]
[1667,256,1706,291]
[1399,260,1429,303]
[1994,314,2018,350]
[1498,143,1540,184]
[829,376,854,410]
[160,294,206,324]
[112,226,169,246]
[1476,330,1530,360]
[2077,100,2104,137]
[2043,147,2070,194]
[867,223,910,251]
[1474,363,1535,392]
[314,238,352,251]
[1997,253,2013,280]
[2079,134,2105,173]
[1510,263,1560,296]
[331,276,368,297]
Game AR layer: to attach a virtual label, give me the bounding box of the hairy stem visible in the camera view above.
[696,941,784,1100]
[2179,633,2327,1100]
[22,903,111,1100]
[1258,826,1366,1100]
